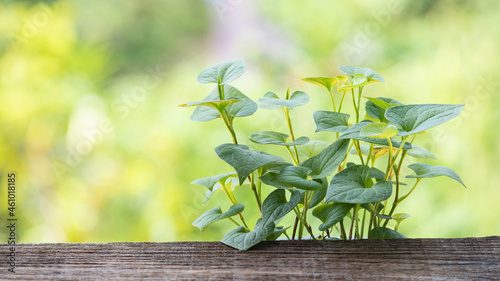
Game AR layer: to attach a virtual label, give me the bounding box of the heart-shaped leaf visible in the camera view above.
[266,225,291,241]
[297,140,329,159]
[197,59,246,85]
[385,104,465,136]
[259,172,294,190]
[309,178,328,208]
[393,213,410,224]
[249,131,309,146]
[350,145,398,162]
[193,204,245,231]
[272,166,323,190]
[261,189,301,226]
[339,73,368,89]
[191,172,236,191]
[312,202,354,231]
[258,91,310,110]
[338,65,385,83]
[360,123,399,139]
[221,218,275,251]
[313,111,350,133]
[179,99,242,112]
[190,85,257,122]
[339,121,412,149]
[301,76,345,92]
[406,145,437,160]
[365,97,404,123]
[300,139,350,179]
[215,144,284,185]
[326,165,392,204]
[370,227,407,239]
[406,163,465,187]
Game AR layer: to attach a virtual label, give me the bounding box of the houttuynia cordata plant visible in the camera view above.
[180,59,466,250]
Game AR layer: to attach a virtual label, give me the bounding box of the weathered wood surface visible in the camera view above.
[3,236,500,280]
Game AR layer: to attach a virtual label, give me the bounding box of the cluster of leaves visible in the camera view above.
[181,59,465,250]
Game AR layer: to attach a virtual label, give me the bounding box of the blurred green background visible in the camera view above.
[1,0,499,243]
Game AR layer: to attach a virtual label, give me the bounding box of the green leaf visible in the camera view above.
[203,187,220,204]
[191,172,236,191]
[193,204,245,231]
[350,145,398,161]
[339,73,368,89]
[179,99,241,112]
[360,123,399,139]
[393,213,410,224]
[261,161,294,174]
[312,202,354,231]
[258,91,310,110]
[249,131,309,146]
[313,111,350,133]
[406,163,465,187]
[197,59,246,85]
[266,225,290,241]
[309,178,328,208]
[370,227,407,239]
[300,139,350,179]
[261,189,301,226]
[338,65,385,83]
[221,218,275,251]
[385,104,465,136]
[407,145,437,160]
[339,121,412,149]
[326,165,392,204]
[301,77,344,92]
[365,97,404,122]
[272,166,323,190]
[190,85,257,122]
[297,140,329,159]
[259,172,294,190]
[215,144,284,185]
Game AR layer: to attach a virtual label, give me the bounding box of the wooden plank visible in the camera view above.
[3,236,500,280]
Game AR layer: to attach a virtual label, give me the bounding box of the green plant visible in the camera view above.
[181,59,465,250]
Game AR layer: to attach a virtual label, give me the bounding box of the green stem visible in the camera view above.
[383,151,411,227]
[285,146,299,166]
[349,205,358,240]
[283,108,301,164]
[351,89,359,123]
[293,207,316,240]
[338,91,347,112]
[360,209,367,239]
[329,89,337,112]
[227,217,240,227]
[385,138,394,181]
[250,172,262,214]
[339,219,347,240]
[353,140,365,165]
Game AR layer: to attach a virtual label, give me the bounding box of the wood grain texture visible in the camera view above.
[2,236,500,280]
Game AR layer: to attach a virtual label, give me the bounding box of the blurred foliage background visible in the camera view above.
[1,0,499,242]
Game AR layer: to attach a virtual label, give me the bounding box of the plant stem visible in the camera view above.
[292,216,299,240]
[351,89,359,123]
[250,172,262,214]
[338,91,347,112]
[283,108,301,164]
[360,209,367,239]
[285,146,299,165]
[349,205,358,240]
[228,217,240,227]
[293,207,316,240]
[339,219,347,240]
[353,140,365,165]
[385,138,394,181]
[329,88,337,112]
[383,151,411,227]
